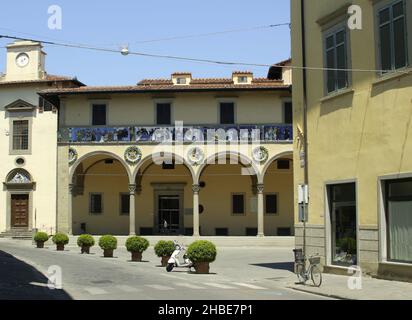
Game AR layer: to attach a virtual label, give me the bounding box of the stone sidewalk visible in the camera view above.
[288,273,412,300]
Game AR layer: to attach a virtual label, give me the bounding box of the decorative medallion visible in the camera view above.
[68,147,78,165]
[252,146,269,164]
[187,147,205,166]
[124,146,142,165]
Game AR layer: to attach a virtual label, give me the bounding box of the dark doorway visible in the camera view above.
[158,195,181,234]
[11,194,29,228]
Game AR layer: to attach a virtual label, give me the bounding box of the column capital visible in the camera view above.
[129,184,137,194]
[192,184,201,193]
[68,183,75,193]
[256,183,264,194]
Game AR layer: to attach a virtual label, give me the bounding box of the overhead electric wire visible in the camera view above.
[0,33,411,75]
[128,23,291,44]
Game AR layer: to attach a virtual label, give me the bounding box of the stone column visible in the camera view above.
[257,184,265,237]
[192,184,201,237]
[68,184,74,235]
[129,184,137,236]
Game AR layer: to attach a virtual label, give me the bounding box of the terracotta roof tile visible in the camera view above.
[0,74,84,86]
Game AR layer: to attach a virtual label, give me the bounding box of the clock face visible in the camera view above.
[16,53,30,68]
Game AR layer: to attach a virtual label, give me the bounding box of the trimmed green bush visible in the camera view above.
[52,233,69,245]
[98,235,117,250]
[125,236,149,253]
[154,240,175,257]
[77,234,95,248]
[34,232,49,243]
[187,240,217,263]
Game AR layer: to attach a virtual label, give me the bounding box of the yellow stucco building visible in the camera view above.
[1,40,295,239]
[291,0,412,281]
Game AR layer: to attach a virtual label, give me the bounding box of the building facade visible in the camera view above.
[1,40,295,238]
[0,41,81,238]
[292,0,412,281]
[42,71,294,237]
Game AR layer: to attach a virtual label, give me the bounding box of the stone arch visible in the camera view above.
[261,151,294,179]
[69,151,133,184]
[5,168,33,184]
[132,152,196,185]
[196,151,260,184]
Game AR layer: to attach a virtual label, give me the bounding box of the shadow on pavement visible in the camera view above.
[251,262,294,272]
[0,250,72,300]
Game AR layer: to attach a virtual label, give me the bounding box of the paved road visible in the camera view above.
[0,239,331,300]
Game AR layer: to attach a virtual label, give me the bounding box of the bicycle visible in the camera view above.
[293,249,322,287]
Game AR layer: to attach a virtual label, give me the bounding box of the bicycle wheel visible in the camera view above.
[310,265,322,287]
[295,263,306,284]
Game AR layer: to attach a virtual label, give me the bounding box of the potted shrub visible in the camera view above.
[77,234,95,254]
[187,240,217,274]
[52,233,69,251]
[34,232,49,248]
[99,235,117,258]
[125,236,149,262]
[154,240,175,267]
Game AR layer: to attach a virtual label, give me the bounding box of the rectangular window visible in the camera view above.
[120,193,130,216]
[12,120,29,151]
[156,103,171,125]
[92,104,106,126]
[284,102,293,124]
[277,159,290,170]
[324,28,349,94]
[232,194,245,215]
[328,183,357,266]
[378,1,408,72]
[39,97,54,112]
[385,178,412,263]
[220,102,235,125]
[90,193,103,215]
[265,194,278,215]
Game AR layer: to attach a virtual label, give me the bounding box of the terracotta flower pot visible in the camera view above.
[131,251,142,262]
[103,249,114,258]
[194,262,210,274]
[36,241,44,249]
[81,246,90,254]
[56,244,65,251]
[161,256,171,267]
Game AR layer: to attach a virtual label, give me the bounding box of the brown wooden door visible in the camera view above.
[11,194,29,228]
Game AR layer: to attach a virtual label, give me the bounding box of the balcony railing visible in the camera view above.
[58,124,293,143]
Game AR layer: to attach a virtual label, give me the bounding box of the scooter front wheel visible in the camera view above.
[166,263,175,272]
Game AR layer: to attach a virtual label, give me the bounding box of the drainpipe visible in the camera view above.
[300,0,309,258]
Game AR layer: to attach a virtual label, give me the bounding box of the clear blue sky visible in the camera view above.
[0,0,291,86]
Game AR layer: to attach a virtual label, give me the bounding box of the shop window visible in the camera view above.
[385,178,412,263]
[327,183,357,266]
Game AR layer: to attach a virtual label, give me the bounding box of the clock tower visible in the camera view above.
[2,40,46,82]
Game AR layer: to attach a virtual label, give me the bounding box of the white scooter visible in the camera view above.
[166,241,193,272]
